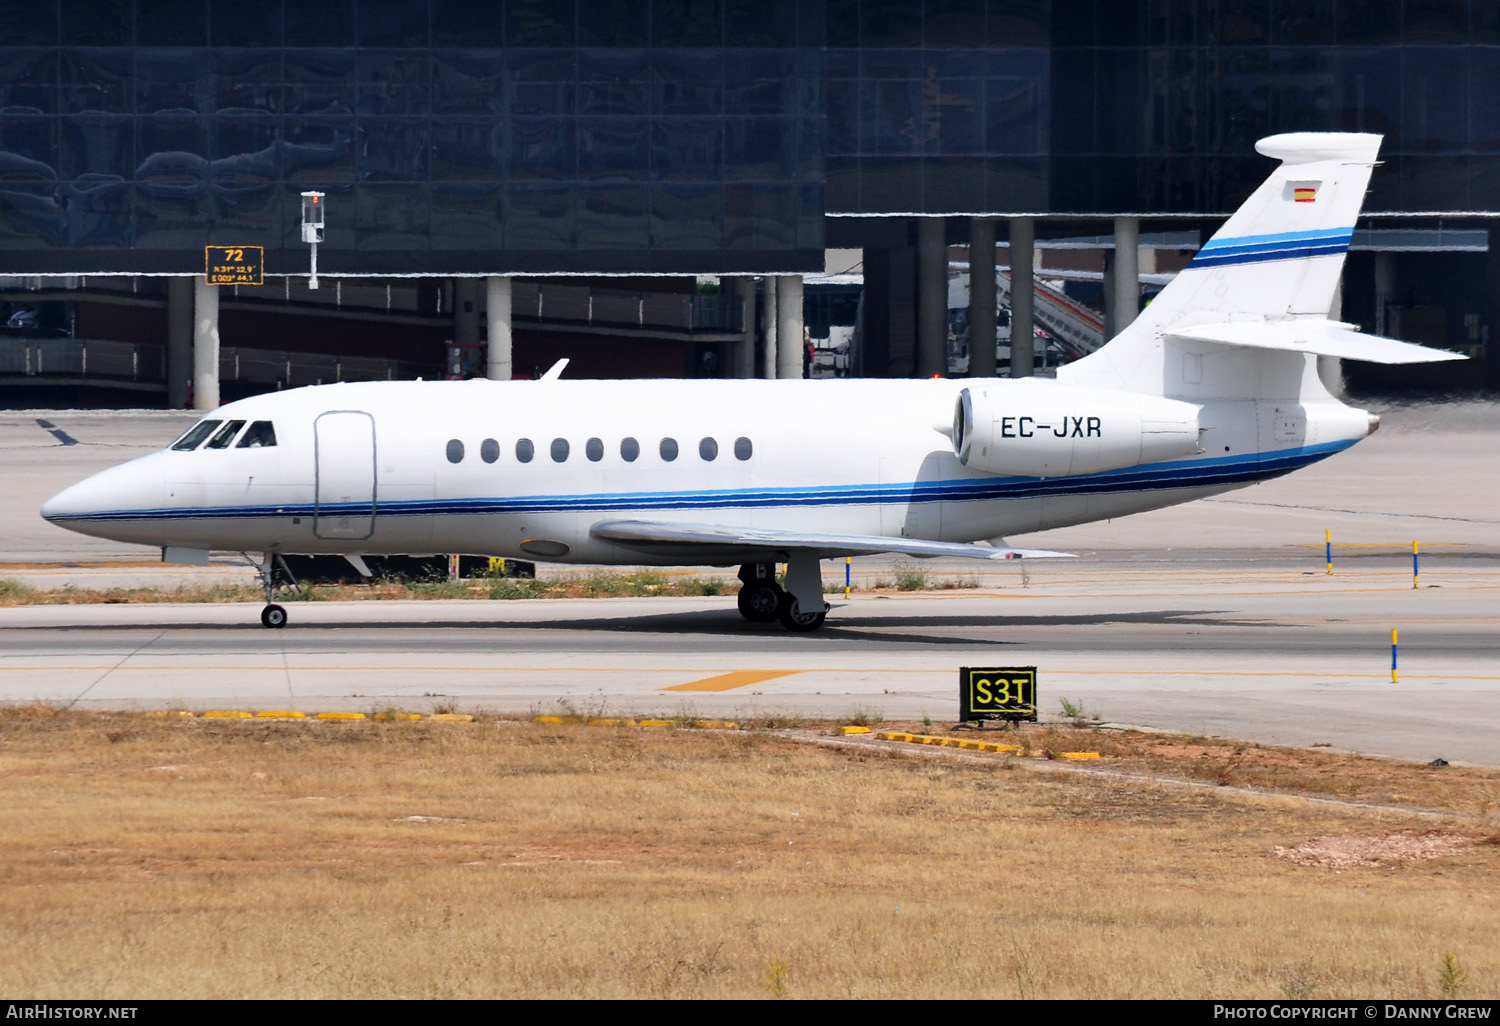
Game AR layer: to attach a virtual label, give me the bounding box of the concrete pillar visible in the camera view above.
[916,218,947,378]
[192,277,219,411]
[886,245,916,377]
[1009,217,1035,378]
[1112,215,1140,337]
[968,218,997,378]
[1318,274,1346,397]
[454,277,480,346]
[1374,252,1395,336]
[166,276,193,409]
[775,274,804,379]
[735,277,756,378]
[761,277,777,379]
[860,249,888,378]
[485,275,512,380]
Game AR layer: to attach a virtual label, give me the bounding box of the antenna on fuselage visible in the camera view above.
[539,359,569,381]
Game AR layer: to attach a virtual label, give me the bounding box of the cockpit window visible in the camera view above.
[170,420,222,451]
[236,421,277,448]
[204,420,246,449]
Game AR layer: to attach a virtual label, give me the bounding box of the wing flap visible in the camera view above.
[1167,319,1466,364]
[590,519,1073,560]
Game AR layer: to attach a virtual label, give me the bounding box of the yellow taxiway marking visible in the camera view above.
[661,669,801,692]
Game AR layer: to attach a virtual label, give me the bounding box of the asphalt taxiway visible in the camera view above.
[0,400,1496,764]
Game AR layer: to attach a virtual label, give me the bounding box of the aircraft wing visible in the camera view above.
[589,519,1074,561]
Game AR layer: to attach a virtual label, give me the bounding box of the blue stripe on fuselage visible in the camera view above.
[43,439,1356,526]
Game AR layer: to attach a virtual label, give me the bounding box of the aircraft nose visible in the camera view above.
[41,456,169,544]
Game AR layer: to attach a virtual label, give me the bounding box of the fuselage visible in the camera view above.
[41,375,1373,565]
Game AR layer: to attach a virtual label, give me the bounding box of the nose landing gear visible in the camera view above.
[251,552,301,628]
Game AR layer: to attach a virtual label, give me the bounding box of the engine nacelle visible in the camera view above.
[953,383,1202,478]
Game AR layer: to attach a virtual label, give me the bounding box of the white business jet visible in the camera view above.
[42,133,1461,631]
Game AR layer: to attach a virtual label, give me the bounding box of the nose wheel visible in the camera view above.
[250,552,301,628]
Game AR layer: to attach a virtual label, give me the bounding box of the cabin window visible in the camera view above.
[734,436,752,461]
[699,437,718,461]
[620,437,639,462]
[551,438,570,462]
[516,438,534,463]
[204,420,246,449]
[170,420,221,451]
[446,439,464,463]
[236,421,277,448]
[586,437,603,462]
[659,437,678,461]
[480,438,499,463]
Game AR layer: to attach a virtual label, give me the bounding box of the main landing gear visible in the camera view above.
[251,552,301,629]
[736,558,830,632]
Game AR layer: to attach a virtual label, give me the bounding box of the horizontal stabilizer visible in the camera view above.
[591,519,1073,561]
[1166,320,1466,365]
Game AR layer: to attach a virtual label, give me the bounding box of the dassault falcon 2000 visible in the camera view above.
[43,133,1462,631]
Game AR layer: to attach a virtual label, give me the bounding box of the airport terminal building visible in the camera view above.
[1,0,1496,405]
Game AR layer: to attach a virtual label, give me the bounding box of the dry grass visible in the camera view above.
[1,707,1497,999]
[0,571,731,607]
[906,722,1500,816]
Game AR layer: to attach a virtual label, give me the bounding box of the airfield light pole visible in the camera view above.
[301,191,325,290]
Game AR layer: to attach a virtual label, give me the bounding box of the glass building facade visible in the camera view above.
[1,0,1496,276]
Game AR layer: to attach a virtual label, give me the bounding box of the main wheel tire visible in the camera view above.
[737,582,783,622]
[261,603,288,629]
[778,599,828,632]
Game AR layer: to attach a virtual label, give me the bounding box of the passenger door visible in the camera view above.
[314,411,376,540]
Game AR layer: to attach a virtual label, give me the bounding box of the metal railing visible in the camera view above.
[0,338,438,390]
[513,282,741,334]
[0,338,164,383]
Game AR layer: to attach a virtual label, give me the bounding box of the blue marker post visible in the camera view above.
[1391,628,1398,684]
[845,556,852,600]
[1413,540,1420,589]
[1325,528,1332,575]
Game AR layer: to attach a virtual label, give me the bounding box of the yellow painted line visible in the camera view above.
[1061,752,1101,760]
[532,715,565,724]
[637,719,673,728]
[374,712,422,720]
[587,718,631,726]
[693,720,739,729]
[316,712,365,720]
[256,710,305,719]
[841,726,872,735]
[662,669,801,692]
[428,713,474,722]
[202,710,251,718]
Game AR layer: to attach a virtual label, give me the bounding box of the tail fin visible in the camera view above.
[1059,133,1387,397]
